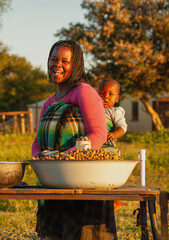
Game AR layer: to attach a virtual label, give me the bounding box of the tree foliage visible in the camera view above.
[55,0,169,130]
[0,42,54,111]
[0,1,54,111]
[0,0,11,29]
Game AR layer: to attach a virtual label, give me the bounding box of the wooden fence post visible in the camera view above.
[20,114,25,134]
[2,114,6,135]
[29,109,33,133]
[13,115,19,134]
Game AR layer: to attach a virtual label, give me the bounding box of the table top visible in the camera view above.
[0,186,160,201]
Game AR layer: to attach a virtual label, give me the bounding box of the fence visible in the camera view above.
[0,109,33,134]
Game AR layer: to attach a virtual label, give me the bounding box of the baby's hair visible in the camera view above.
[99,79,120,94]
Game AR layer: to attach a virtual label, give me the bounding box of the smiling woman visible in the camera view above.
[31,40,114,240]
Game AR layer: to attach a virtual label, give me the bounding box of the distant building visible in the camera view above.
[27,99,46,132]
[27,95,169,132]
[120,94,169,132]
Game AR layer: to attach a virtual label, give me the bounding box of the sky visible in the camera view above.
[0,0,85,72]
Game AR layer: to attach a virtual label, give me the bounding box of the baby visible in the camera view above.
[98,79,127,142]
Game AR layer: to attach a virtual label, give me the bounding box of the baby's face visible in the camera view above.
[98,81,119,108]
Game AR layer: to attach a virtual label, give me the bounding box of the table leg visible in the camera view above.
[106,201,117,240]
[140,201,149,240]
[148,201,160,240]
[111,201,117,240]
[160,191,168,240]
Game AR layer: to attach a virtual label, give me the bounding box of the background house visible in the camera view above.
[121,95,169,132]
[27,95,169,133]
[120,96,153,132]
[27,99,46,132]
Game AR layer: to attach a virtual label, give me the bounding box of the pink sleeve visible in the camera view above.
[68,84,107,149]
[31,95,55,157]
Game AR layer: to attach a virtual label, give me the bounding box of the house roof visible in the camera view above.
[27,99,46,108]
[157,97,169,102]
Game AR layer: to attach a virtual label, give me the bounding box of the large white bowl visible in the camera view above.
[29,160,139,189]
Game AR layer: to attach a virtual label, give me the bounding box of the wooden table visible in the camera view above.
[0,186,168,240]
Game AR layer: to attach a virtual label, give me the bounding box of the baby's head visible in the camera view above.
[98,79,120,108]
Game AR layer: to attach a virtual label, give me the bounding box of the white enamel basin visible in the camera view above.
[29,160,139,189]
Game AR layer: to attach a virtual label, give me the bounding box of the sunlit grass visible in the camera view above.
[0,131,168,239]
[0,209,39,239]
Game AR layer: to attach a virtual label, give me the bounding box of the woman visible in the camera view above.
[32,40,107,156]
[32,40,115,240]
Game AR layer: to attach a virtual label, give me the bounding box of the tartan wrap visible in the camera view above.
[102,116,117,154]
[106,116,116,133]
[37,102,86,152]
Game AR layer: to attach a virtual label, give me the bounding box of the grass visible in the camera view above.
[0,131,169,239]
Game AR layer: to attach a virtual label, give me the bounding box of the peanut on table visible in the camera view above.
[32,148,123,161]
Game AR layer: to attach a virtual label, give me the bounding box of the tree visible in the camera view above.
[55,0,169,130]
[0,42,54,111]
[0,1,54,111]
[0,0,11,29]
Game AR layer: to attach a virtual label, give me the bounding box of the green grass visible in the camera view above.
[0,131,168,239]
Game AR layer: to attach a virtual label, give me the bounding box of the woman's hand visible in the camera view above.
[36,150,50,158]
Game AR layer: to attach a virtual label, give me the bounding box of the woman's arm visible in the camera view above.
[68,84,107,149]
[31,95,55,157]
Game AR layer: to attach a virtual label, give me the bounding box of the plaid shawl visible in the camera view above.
[102,116,118,155]
[37,101,117,155]
[37,102,86,152]
[105,116,116,146]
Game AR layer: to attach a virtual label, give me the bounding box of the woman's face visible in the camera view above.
[49,45,72,84]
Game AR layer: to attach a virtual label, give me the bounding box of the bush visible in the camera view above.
[120,128,169,145]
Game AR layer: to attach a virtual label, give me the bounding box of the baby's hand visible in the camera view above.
[107,131,116,141]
